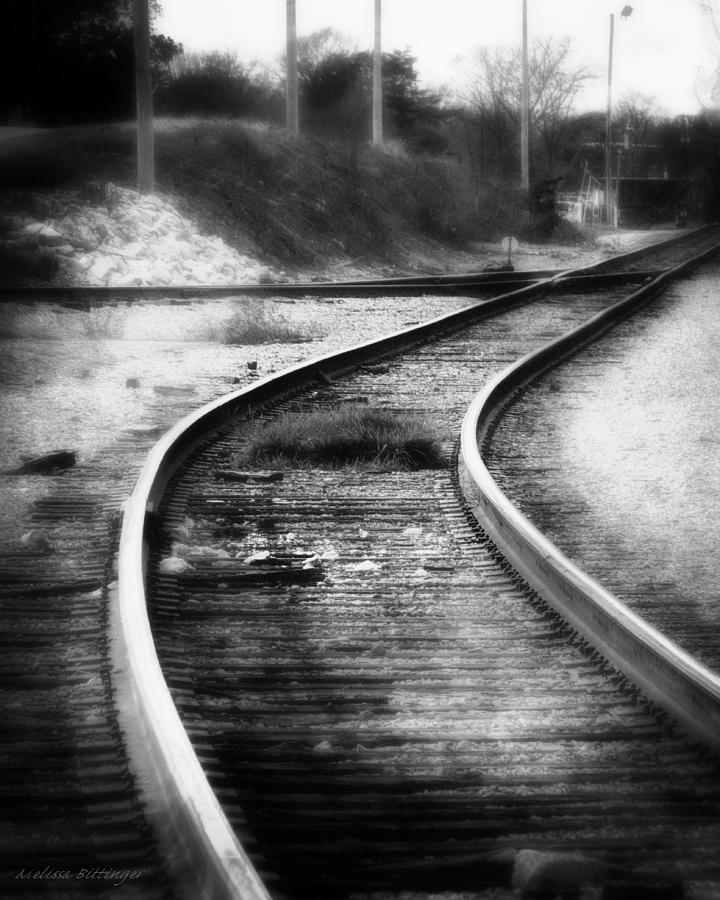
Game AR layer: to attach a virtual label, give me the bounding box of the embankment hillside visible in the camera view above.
[0,118,588,285]
[0,119,596,285]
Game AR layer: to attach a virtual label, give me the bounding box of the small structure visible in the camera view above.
[614,176,687,226]
[571,143,688,227]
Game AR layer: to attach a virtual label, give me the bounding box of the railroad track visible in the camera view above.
[482,257,720,685]
[0,283,517,897]
[0,268,555,304]
[0,223,708,305]
[109,228,720,899]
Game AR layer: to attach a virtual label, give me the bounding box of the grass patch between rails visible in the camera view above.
[212,300,320,345]
[240,405,445,470]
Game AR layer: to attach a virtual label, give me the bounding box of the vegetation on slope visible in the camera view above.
[0,118,488,276]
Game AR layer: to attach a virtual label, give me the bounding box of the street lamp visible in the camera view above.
[605,5,632,226]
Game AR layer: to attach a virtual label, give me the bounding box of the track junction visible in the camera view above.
[3,227,720,899]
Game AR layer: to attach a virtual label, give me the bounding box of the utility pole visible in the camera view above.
[520,0,529,192]
[133,0,154,193]
[605,12,614,225]
[372,0,383,146]
[286,0,299,137]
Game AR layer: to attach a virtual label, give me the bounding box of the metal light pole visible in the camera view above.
[605,5,633,226]
[520,0,529,192]
[372,0,383,146]
[286,0,299,137]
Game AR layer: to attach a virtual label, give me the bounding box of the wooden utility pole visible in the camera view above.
[520,0,529,191]
[372,0,383,146]
[286,0,299,136]
[133,0,154,193]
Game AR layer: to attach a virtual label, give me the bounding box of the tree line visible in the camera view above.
[3,0,719,215]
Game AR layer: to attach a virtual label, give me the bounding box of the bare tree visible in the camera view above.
[463,37,592,177]
[615,91,659,146]
[297,28,356,74]
[531,38,591,170]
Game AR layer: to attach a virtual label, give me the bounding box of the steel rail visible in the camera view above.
[0,268,555,303]
[0,268,660,305]
[459,234,720,752]
[115,231,719,899]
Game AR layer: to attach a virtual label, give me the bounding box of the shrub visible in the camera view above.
[76,306,127,340]
[0,147,75,190]
[0,305,62,340]
[217,301,318,345]
[240,405,444,469]
[525,177,563,238]
[0,304,125,341]
[156,52,282,120]
[470,182,527,240]
[0,244,59,284]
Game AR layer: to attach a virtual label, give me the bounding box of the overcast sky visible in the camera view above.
[156,0,720,115]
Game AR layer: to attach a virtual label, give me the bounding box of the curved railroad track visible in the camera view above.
[1,274,525,900]
[0,270,545,899]
[478,257,720,681]
[112,228,720,899]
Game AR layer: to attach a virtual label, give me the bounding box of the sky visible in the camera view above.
[156,0,720,116]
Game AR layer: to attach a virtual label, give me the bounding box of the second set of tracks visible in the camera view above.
[114,228,720,898]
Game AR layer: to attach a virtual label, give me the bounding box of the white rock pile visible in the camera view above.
[14,183,280,287]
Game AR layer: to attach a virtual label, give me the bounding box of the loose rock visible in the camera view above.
[1,450,76,475]
[249,471,284,483]
[346,559,381,573]
[244,550,271,565]
[170,523,191,541]
[215,469,250,483]
[10,183,282,288]
[125,425,162,437]
[158,556,192,575]
[313,740,333,755]
[20,529,53,553]
[512,849,608,896]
